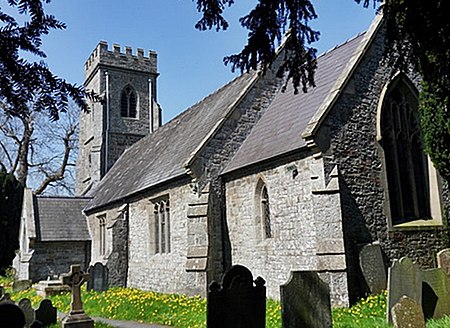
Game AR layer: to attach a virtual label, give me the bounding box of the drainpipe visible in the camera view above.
[104,71,110,175]
[148,78,153,133]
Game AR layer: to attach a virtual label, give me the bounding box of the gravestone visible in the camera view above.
[0,302,26,328]
[391,296,425,328]
[0,292,14,304]
[19,298,35,328]
[87,262,108,292]
[387,257,422,323]
[437,248,450,276]
[207,265,266,328]
[35,299,57,326]
[12,279,32,292]
[421,267,450,319]
[61,265,94,328]
[359,242,387,294]
[280,271,332,328]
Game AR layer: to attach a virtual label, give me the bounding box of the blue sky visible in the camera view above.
[34,1,376,122]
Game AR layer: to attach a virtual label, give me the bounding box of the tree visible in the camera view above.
[0,0,86,120]
[0,104,79,195]
[0,164,23,273]
[194,0,450,182]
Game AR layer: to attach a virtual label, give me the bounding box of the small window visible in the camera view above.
[98,215,106,257]
[120,85,137,118]
[261,186,272,238]
[256,179,272,239]
[153,198,170,254]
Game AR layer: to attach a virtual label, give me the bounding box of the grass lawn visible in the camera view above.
[2,275,450,327]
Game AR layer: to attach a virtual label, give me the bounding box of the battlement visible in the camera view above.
[85,41,158,79]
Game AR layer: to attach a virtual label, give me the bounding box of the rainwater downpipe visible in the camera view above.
[104,71,110,175]
[148,78,154,133]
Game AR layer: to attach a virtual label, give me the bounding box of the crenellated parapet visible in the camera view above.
[85,41,158,81]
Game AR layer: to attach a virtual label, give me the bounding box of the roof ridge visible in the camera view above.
[36,195,92,200]
[317,31,367,58]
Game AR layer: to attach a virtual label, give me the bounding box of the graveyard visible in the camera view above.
[2,262,450,327]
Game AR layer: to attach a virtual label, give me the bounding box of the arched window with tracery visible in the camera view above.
[153,198,170,254]
[120,85,137,118]
[379,77,431,225]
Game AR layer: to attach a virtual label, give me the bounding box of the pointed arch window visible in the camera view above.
[152,198,170,254]
[120,85,137,118]
[261,185,272,238]
[379,78,435,226]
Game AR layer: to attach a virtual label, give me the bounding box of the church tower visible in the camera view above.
[76,42,161,195]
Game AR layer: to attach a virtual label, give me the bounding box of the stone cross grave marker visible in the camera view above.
[19,298,36,328]
[87,262,109,292]
[35,299,57,327]
[421,267,450,319]
[207,264,266,328]
[61,264,94,328]
[0,302,26,328]
[280,271,332,328]
[391,296,426,328]
[359,242,387,294]
[437,248,450,276]
[387,257,422,324]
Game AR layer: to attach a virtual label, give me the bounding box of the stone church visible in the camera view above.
[15,15,449,306]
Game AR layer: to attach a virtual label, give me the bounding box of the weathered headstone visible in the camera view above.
[35,299,57,327]
[0,292,14,304]
[207,265,266,328]
[421,267,450,319]
[35,279,70,297]
[280,271,332,328]
[359,242,387,294]
[391,296,426,328]
[437,248,450,276]
[61,265,94,328]
[387,257,422,323]
[86,262,108,292]
[12,279,32,292]
[0,302,26,328]
[19,298,35,328]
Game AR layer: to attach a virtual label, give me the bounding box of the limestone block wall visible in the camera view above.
[127,182,207,296]
[29,241,90,282]
[225,156,348,306]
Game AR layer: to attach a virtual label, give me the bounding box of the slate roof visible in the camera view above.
[223,32,367,174]
[34,196,91,241]
[85,71,258,212]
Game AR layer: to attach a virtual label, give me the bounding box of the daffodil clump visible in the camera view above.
[333,290,389,328]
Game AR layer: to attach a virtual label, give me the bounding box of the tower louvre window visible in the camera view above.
[120,85,137,118]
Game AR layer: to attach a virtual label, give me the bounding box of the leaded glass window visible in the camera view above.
[381,82,431,224]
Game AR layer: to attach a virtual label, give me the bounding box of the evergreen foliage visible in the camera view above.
[195,0,450,181]
[0,0,86,120]
[0,164,23,273]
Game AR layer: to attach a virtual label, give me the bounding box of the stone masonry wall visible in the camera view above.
[188,66,284,287]
[87,179,207,296]
[29,241,90,282]
[225,156,349,307]
[315,26,450,302]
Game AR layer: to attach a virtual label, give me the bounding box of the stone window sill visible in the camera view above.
[389,218,443,231]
